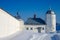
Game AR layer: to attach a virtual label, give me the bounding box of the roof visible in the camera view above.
[0,8,20,20]
[25,18,46,25]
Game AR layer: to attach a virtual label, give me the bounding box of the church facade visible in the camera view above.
[24,9,56,33]
[24,14,46,33]
[0,8,56,37]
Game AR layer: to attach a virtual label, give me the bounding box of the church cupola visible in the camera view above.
[46,8,55,14]
[15,12,21,19]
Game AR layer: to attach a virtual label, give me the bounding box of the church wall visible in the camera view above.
[46,14,52,32]
[0,9,24,37]
[25,25,46,33]
[46,14,56,32]
[51,14,56,32]
[19,19,25,31]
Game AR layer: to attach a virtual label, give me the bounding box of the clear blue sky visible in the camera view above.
[0,0,60,23]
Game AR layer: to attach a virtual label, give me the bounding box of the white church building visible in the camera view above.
[0,8,56,37]
[24,8,56,33]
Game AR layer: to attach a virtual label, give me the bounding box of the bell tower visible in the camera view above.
[45,8,56,33]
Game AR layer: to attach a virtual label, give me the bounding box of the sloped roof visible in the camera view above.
[0,8,18,20]
[25,18,46,25]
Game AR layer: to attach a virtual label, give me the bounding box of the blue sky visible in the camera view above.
[0,0,60,23]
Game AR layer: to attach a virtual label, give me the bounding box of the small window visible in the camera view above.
[42,28,44,30]
[30,28,33,30]
[26,28,29,30]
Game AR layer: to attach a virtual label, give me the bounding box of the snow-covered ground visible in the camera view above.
[0,30,60,40]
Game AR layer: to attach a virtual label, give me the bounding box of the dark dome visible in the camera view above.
[46,9,55,14]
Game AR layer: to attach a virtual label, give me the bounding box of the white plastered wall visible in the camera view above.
[25,25,46,33]
[0,9,24,37]
[46,14,56,32]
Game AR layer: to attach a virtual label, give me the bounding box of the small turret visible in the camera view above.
[46,8,55,14]
[16,12,21,19]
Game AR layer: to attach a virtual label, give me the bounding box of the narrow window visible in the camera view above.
[26,28,28,30]
[31,28,33,30]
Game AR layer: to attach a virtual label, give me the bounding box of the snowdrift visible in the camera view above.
[0,30,60,40]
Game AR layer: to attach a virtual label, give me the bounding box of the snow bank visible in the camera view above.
[0,30,60,40]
